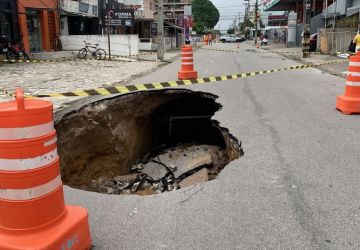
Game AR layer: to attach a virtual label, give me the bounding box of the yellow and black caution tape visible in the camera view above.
[1,52,158,64]
[25,59,345,99]
[200,47,251,53]
[111,51,156,59]
[1,57,124,64]
[200,47,314,54]
[0,88,14,98]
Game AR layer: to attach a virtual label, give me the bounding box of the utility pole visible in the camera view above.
[238,13,241,35]
[332,0,337,31]
[358,9,360,34]
[302,0,311,58]
[324,0,328,29]
[105,0,111,60]
[254,0,258,44]
[157,0,164,61]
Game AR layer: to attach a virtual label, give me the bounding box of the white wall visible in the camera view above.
[61,16,69,36]
[139,42,154,50]
[60,0,98,17]
[142,37,178,51]
[60,35,139,56]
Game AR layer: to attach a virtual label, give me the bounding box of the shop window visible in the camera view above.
[0,12,12,40]
[26,9,42,52]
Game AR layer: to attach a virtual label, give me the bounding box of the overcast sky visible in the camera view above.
[211,0,248,31]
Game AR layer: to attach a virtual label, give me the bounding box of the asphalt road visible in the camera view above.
[64,42,360,250]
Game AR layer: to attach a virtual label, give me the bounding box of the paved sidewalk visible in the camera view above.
[0,57,163,109]
[255,42,348,77]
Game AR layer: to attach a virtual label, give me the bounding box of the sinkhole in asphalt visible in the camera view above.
[55,89,243,195]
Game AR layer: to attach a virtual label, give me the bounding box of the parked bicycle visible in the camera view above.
[78,41,106,60]
[53,33,62,51]
[1,36,30,62]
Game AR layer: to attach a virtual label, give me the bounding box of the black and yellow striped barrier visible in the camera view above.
[0,88,14,98]
[200,47,310,54]
[16,59,344,99]
[2,58,106,63]
[1,52,158,64]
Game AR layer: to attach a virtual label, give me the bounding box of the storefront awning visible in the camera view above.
[264,0,298,11]
[61,10,98,18]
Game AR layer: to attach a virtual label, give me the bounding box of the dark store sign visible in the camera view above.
[150,22,157,36]
[104,9,134,27]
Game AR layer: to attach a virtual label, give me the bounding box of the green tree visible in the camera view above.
[192,0,220,34]
[227,28,235,34]
[240,19,254,33]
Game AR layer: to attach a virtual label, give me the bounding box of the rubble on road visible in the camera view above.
[179,168,209,188]
[56,89,243,196]
[90,144,229,195]
[156,146,213,178]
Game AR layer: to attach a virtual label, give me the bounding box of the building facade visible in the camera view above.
[98,0,136,34]
[59,0,100,35]
[132,0,155,39]
[0,0,19,42]
[153,0,191,44]
[267,12,288,26]
[17,0,60,52]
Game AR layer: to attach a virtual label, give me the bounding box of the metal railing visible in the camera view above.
[318,30,357,54]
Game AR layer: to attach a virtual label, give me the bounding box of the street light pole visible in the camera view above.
[157,0,164,61]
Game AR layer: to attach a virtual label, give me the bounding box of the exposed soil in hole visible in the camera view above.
[55,89,243,195]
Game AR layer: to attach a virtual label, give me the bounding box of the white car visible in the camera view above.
[219,35,243,43]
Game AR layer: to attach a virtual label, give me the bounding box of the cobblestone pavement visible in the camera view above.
[0,58,162,109]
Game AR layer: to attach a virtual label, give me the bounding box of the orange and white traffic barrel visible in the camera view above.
[178,45,198,80]
[0,88,92,250]
[336,55,360,114]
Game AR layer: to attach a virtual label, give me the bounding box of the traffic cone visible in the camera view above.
[336,55,360,114]
[0,88,92,249]
[178,45,198,80]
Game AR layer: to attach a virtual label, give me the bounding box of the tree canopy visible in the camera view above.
[192,0,220,34]
[227,28,235,34]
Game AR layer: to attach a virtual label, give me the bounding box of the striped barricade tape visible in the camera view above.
[1,53,158,64]
[1,58,111,64]
[200,47,309,54]
[20,59,345,99]
[0,88,14,98]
